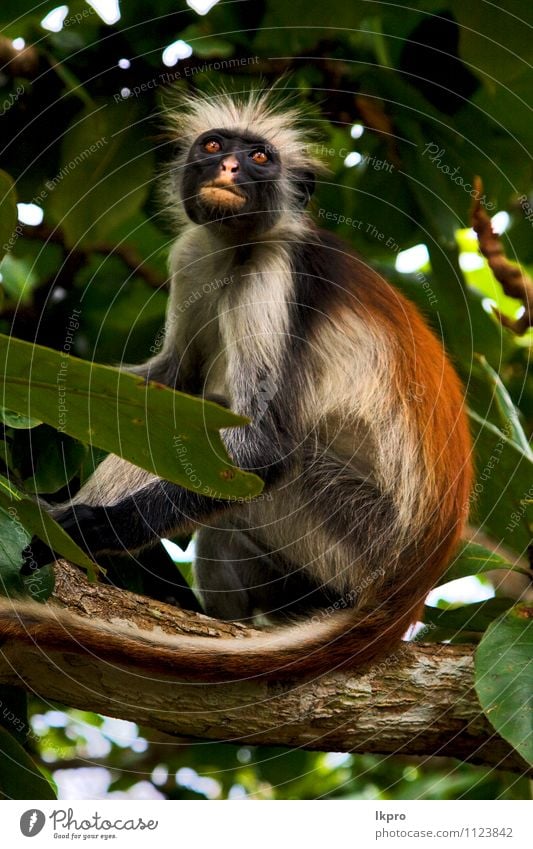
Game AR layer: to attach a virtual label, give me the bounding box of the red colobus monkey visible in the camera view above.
[1,90,472,678]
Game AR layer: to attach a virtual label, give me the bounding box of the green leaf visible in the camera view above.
[473,356,533,458]
[0,439,12,470]
[453,1,533,84]
[22,564,55,602]
[0,726,56,800]
[438,541,529,586]
[180,26,235,58]
[0,170,17,261]
[399,119,468,242]
[0,473,100,580]
[254,0,367,52]
[14,426,88,494]
[0,685,29,746]
[0,334,262,499]
[105,212,168,282]
[472,68,533,148]
[468,410,533,555]
[475,603,533,766]
[0,408,41,429]
[0,254,38,304]
[0,505,29,596]
[424,598,514,635]
[48,101,154,248]
[427,243,511,369]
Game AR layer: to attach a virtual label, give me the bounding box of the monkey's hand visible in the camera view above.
[47,481,232,561]
[21,505,112,569]
[22,536,56,572]
[52,504,130,559]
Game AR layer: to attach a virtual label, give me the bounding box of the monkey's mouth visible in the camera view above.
[199,182,246,211]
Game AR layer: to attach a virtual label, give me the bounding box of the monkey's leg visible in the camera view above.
[193,525,258,621]
[194,523,338,622]
[47,413,298,561]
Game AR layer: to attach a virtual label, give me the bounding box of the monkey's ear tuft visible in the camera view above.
[293,169,315,207]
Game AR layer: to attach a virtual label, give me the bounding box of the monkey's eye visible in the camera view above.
[204,139,222,153]
[250,149,269,165]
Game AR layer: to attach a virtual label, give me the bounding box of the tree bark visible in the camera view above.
[0,562,528,774]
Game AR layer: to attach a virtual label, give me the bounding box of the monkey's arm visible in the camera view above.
[51,416,295,559]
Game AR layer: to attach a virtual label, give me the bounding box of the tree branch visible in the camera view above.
[0,562,529,774]
[471,177,533,334]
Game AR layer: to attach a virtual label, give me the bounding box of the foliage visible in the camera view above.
[21,704,533,801]
[475,604,533,766]
[0,0,531,800]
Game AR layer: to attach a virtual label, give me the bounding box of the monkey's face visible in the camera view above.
[181,130,284,231]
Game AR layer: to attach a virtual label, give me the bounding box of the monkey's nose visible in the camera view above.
[220,155,239,174]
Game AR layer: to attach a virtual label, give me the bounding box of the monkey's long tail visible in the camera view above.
[0,592,421,681]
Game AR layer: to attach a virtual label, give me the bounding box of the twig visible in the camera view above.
[471,176,533,334]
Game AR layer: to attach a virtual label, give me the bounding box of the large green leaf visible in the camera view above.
[468,410,533,555]
[473,357,533,458]
[0,473,99,580]
[0,685,29,746]
[475,603,533,766]
[439,540,530,586]
[453,1,533,84]
[0,170,17,262]
[11,426,88,494]
[254,0,367,52]
[0,254,38,305]
[48,101,155,248]
[424,598,514,635]
[0,505,29,596]
[0,334,262,499]
[426,243,508,369]
[0,726,56,800]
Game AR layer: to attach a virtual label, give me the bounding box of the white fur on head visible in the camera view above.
[167,87,324,169]
[162,86,326,228]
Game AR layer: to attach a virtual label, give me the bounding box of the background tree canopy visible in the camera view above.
[0,0,531,801]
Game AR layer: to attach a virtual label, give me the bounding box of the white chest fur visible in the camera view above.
[167,230,294,412]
